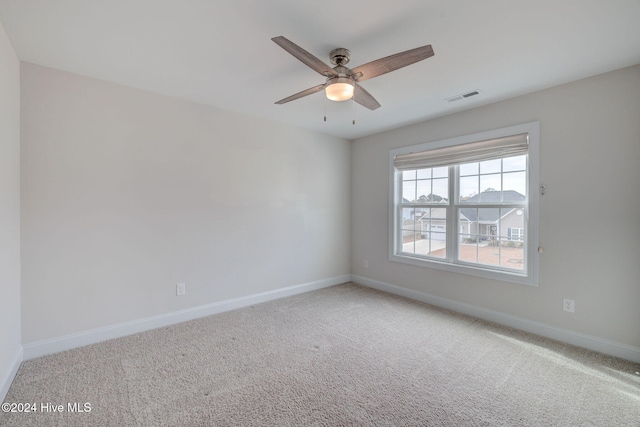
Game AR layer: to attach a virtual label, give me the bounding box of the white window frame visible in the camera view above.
[389,122,540,286]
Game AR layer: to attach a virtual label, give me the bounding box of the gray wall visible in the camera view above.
[0,20,21,397]
[351,65,640,348]
[20,63,351,344]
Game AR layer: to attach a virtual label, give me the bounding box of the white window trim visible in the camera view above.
[389,122,540,286]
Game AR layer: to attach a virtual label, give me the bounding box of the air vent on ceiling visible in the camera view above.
[446,90,481,103]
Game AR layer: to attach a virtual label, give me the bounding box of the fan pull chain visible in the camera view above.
[323,94,327,122]
[352,90,356,125]
[351,83,356,125]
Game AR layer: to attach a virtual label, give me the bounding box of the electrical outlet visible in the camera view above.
[176,283,186,296]
[364,260,369,268]
[563,298,575,313]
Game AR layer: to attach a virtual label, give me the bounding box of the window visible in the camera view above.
[389,122,540,286]
[508,228,524,241]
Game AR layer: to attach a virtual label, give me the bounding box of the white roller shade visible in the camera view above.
[394,133,528,171]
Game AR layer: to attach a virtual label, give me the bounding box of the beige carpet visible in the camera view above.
[2,283,639,426]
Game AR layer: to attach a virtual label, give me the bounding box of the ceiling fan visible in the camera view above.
[272,36,434,111]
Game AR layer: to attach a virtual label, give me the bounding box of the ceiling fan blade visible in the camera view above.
[350,45,434,82]
[275,84,326,105]
[272,36,336,77]
[353,83,381,110]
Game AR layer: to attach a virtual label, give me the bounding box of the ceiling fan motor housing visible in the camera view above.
[326,75,354,86]
[329,48,351,66]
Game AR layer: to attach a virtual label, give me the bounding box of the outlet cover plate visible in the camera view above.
[563,298,575,313]
[176,283,186,296]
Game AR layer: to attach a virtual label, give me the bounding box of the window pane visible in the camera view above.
[402,207,415,224]
[501,245,524,270]
[401,207,416,254]
[414,209,431,256]
[460,162,478,176]
[416,179,431,202]
[479,175,501,199]
[432,166,448,178]
[503,171,526,196]
[424,208,447,258]
[500,208,524,270]
[503,155,526,172]
[402,181,416,202]
[402,230,415,254]
[478,208,499,242]
[480,158,501,174]
[401,208,447,259]
[459,208,476,232]
[458,208,478,263]
[459,176,478,201]
[402,170,416,180]
[416,168,431,179]
[413,234,430,255]
[432,178,448,202]
[428,225,447,259]
[476,208,501,267]
[430,207,447,221]
[458,243,478,264]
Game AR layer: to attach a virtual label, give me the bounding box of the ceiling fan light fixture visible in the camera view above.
[325,77,354,101]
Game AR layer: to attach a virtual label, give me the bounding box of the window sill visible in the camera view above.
[389,253,538,287]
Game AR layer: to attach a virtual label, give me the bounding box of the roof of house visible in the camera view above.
[460,190,525,222]
[417,208,447,221]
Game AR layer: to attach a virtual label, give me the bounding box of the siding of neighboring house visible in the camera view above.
[502,209,525,240]
[466,208,524,240]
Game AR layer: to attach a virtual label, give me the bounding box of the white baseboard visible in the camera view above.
[1,346,23,403]
[20,274,640,364]
[23,275,350,361]
[352,275,640,363]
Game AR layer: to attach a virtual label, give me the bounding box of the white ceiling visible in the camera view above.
[1,1,639,140]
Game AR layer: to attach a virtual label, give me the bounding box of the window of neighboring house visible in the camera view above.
[508,227,525,241]
[389,122,540,286]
